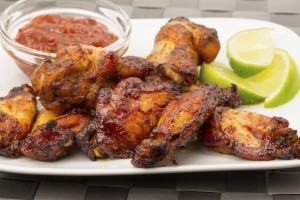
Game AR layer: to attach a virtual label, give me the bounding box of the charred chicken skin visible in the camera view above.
[131,84,236,168]
[77,77,178,159]
[0,84,37,157]
[21,109,91,161]
[116,56,154,80]
[147,17,220,86]
[201,107,300,160]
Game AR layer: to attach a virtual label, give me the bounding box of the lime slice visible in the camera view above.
[199,61,265,105]
[248,48,300,108]
[227,28,275,78]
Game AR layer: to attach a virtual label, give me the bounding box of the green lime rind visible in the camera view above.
[228,53,269,78]
[263,49,300,108]
[199,62,266,105]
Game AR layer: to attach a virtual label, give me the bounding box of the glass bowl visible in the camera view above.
[0,0,131,76]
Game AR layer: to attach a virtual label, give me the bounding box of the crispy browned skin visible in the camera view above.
[0,84,36,157]
[131,84,222,168]
[31,44,119,113]
[182,82,241,108]
[147,17,220,86]
[218,84,241,109]
[21,109,91,161]
[116,56,154,79]
[77,77,178,159]
[173,17,220,63]
[201,107,300,160]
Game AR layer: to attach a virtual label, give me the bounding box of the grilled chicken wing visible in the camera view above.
[77,77,178,159]
[0,84,37,157]
[21,109,91,161]
[147,17,220,86]
[201,107,300,160]
[31,44,119,113]
[132,84,226,168]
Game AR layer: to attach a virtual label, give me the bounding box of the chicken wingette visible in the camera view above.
[77,77,178,159]
[201,107,300,160]
[21,109,91,161]
[147,17,220,86]
[131,84,240,168]
[31,44,119,113]
[31,44,155,113]
[0,84,36,157]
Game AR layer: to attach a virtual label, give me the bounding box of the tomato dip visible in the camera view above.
[15,14,119,53]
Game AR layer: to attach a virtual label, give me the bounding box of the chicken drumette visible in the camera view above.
[131,84,240,168]
[21,109,91,161]
[77,77,178,159]
[201,107,300,160]
[0,84,37,157]
[147,17,220,86]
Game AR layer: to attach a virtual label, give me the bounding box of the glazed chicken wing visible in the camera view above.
[77,77,178,159]
[31,44,119,113]
[147,17,220,86]
[21,109,91,161]
[132,84,226,168]
[201,107,300,160]
[0,84,36,157]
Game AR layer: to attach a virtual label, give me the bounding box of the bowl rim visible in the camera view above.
[0,0,132,58]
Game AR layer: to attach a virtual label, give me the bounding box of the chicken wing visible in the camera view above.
[77,77,178,159]
[147,17,220,86]
[131,84,226,168]
[21,109,91,161]
[201,107,300,160]
[31,44,119,113]
[0,84,36,157]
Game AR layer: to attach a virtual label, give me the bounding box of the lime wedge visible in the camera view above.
[248,48,300,108]
[227,28,275,78]
[199,61,265,105]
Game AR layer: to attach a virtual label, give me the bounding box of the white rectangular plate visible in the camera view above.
[1,18,300,175]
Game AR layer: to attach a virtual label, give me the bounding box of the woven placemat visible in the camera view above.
[1,0,300,199]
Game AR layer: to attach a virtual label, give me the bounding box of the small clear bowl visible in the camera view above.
[0,0,131,76]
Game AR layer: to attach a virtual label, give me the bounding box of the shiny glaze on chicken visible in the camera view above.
[132,84,224,168]
[21,109,91,161]
[201,107,300,160]
[77,77,178,159]
[0,84,37,157]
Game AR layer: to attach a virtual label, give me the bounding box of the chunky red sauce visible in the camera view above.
[15,14,119,53]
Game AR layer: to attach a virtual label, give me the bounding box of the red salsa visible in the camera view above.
[15,14,119,53]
